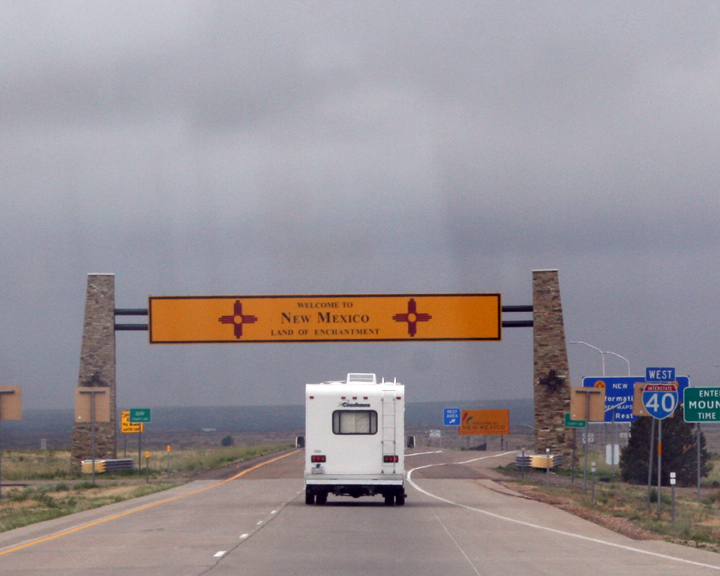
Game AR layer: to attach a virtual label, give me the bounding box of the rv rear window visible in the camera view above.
[332,410,378,435]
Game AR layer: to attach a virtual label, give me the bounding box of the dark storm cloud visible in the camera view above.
[2,1,720,409]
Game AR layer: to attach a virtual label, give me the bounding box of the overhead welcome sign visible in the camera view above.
[148,293,501,344]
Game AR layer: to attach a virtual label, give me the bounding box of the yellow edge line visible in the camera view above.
[0,450,300,557]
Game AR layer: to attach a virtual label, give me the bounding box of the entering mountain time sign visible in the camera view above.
[148,293,501,344]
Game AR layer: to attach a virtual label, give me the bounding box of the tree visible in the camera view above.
[619,405,712,487]
[221,435,234,447]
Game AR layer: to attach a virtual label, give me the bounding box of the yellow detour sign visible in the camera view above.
[148,294,501,344]
[459,409,509,435]
[121,410,144,433]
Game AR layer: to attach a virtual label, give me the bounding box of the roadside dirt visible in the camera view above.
[498,481,663,541]
[187,448,301,480]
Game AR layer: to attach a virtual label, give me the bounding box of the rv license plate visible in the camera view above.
[311,466,325,474]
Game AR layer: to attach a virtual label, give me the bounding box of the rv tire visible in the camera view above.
[316,491,327,505]
[305,488,315,505]
[395,493,405,506]
[384,494,394,506]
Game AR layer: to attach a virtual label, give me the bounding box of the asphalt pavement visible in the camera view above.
[0,449,719,575]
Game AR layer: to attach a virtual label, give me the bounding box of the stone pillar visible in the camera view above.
[71,274,117,471]
[533,269,575,465]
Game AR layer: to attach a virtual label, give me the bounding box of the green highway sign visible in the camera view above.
[129,408,151,423]
[564,413,587,428]
[684,388,720,423]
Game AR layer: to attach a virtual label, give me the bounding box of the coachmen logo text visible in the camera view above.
[339,402,371,408]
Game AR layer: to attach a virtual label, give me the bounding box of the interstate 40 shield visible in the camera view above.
[642,383,678,420]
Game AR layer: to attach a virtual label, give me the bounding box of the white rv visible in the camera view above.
[303,373,406,506]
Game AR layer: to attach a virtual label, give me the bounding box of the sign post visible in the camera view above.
[698,423,702,503]
[571,387,605,493]
[646,417,655,511]
[75,388,110,485]
[642,377,678,514]
[682,387,720,502]
[0,387,21,500]
[130,409,151,474]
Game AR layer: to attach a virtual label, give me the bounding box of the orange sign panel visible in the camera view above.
[459,409,509,435]
[570,386,606,422]
[75,388,111,423]
[148,294,501,344]
[0,386,22,420]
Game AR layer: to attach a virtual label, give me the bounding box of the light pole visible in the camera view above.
[604,351,631,376]
[570,341,606,376]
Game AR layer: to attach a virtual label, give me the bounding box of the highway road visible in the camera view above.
[1,449,720,575]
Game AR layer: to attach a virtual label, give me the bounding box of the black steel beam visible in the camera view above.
[114,324,149,331]
[114,309,148,316]
[501,305,533,313]
[502,320,534,328]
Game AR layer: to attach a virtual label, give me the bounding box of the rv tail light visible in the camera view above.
[383,455,399,463]
[311,455,326,463]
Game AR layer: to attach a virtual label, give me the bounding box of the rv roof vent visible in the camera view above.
[346,373,377,385]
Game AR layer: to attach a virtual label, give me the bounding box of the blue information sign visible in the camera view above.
[443,408,461,426]
[646,367,675,382]
[583,376,689,422]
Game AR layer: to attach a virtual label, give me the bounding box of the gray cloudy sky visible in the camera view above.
[2,1,720,410]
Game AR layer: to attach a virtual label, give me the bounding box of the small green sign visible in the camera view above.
[564,413,586,428]
[129,408,151,423]
[684,388,720,423]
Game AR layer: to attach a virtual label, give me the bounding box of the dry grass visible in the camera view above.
[0,481,179,533]
[0,442,290,534]
[500,462,720,551]
[1,450,72,480]
[0,442,291,480]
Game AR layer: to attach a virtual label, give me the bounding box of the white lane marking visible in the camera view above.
[434,512,482,576]
[256,521,263,525]
[271,510,277,514]
[406,450,443,457]
[407,452,720,571]
[214,551,226,558]
[240,534,249,539]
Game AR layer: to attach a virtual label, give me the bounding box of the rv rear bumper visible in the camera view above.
[305,480,405,500]
[305,474,404,486]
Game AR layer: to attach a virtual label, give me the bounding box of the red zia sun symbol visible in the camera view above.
[392,298,432,337]
[218,300,258,339]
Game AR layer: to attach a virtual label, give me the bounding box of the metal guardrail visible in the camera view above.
[515,455,532,468]
[82,458,135,474]
[515,454,563,469]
